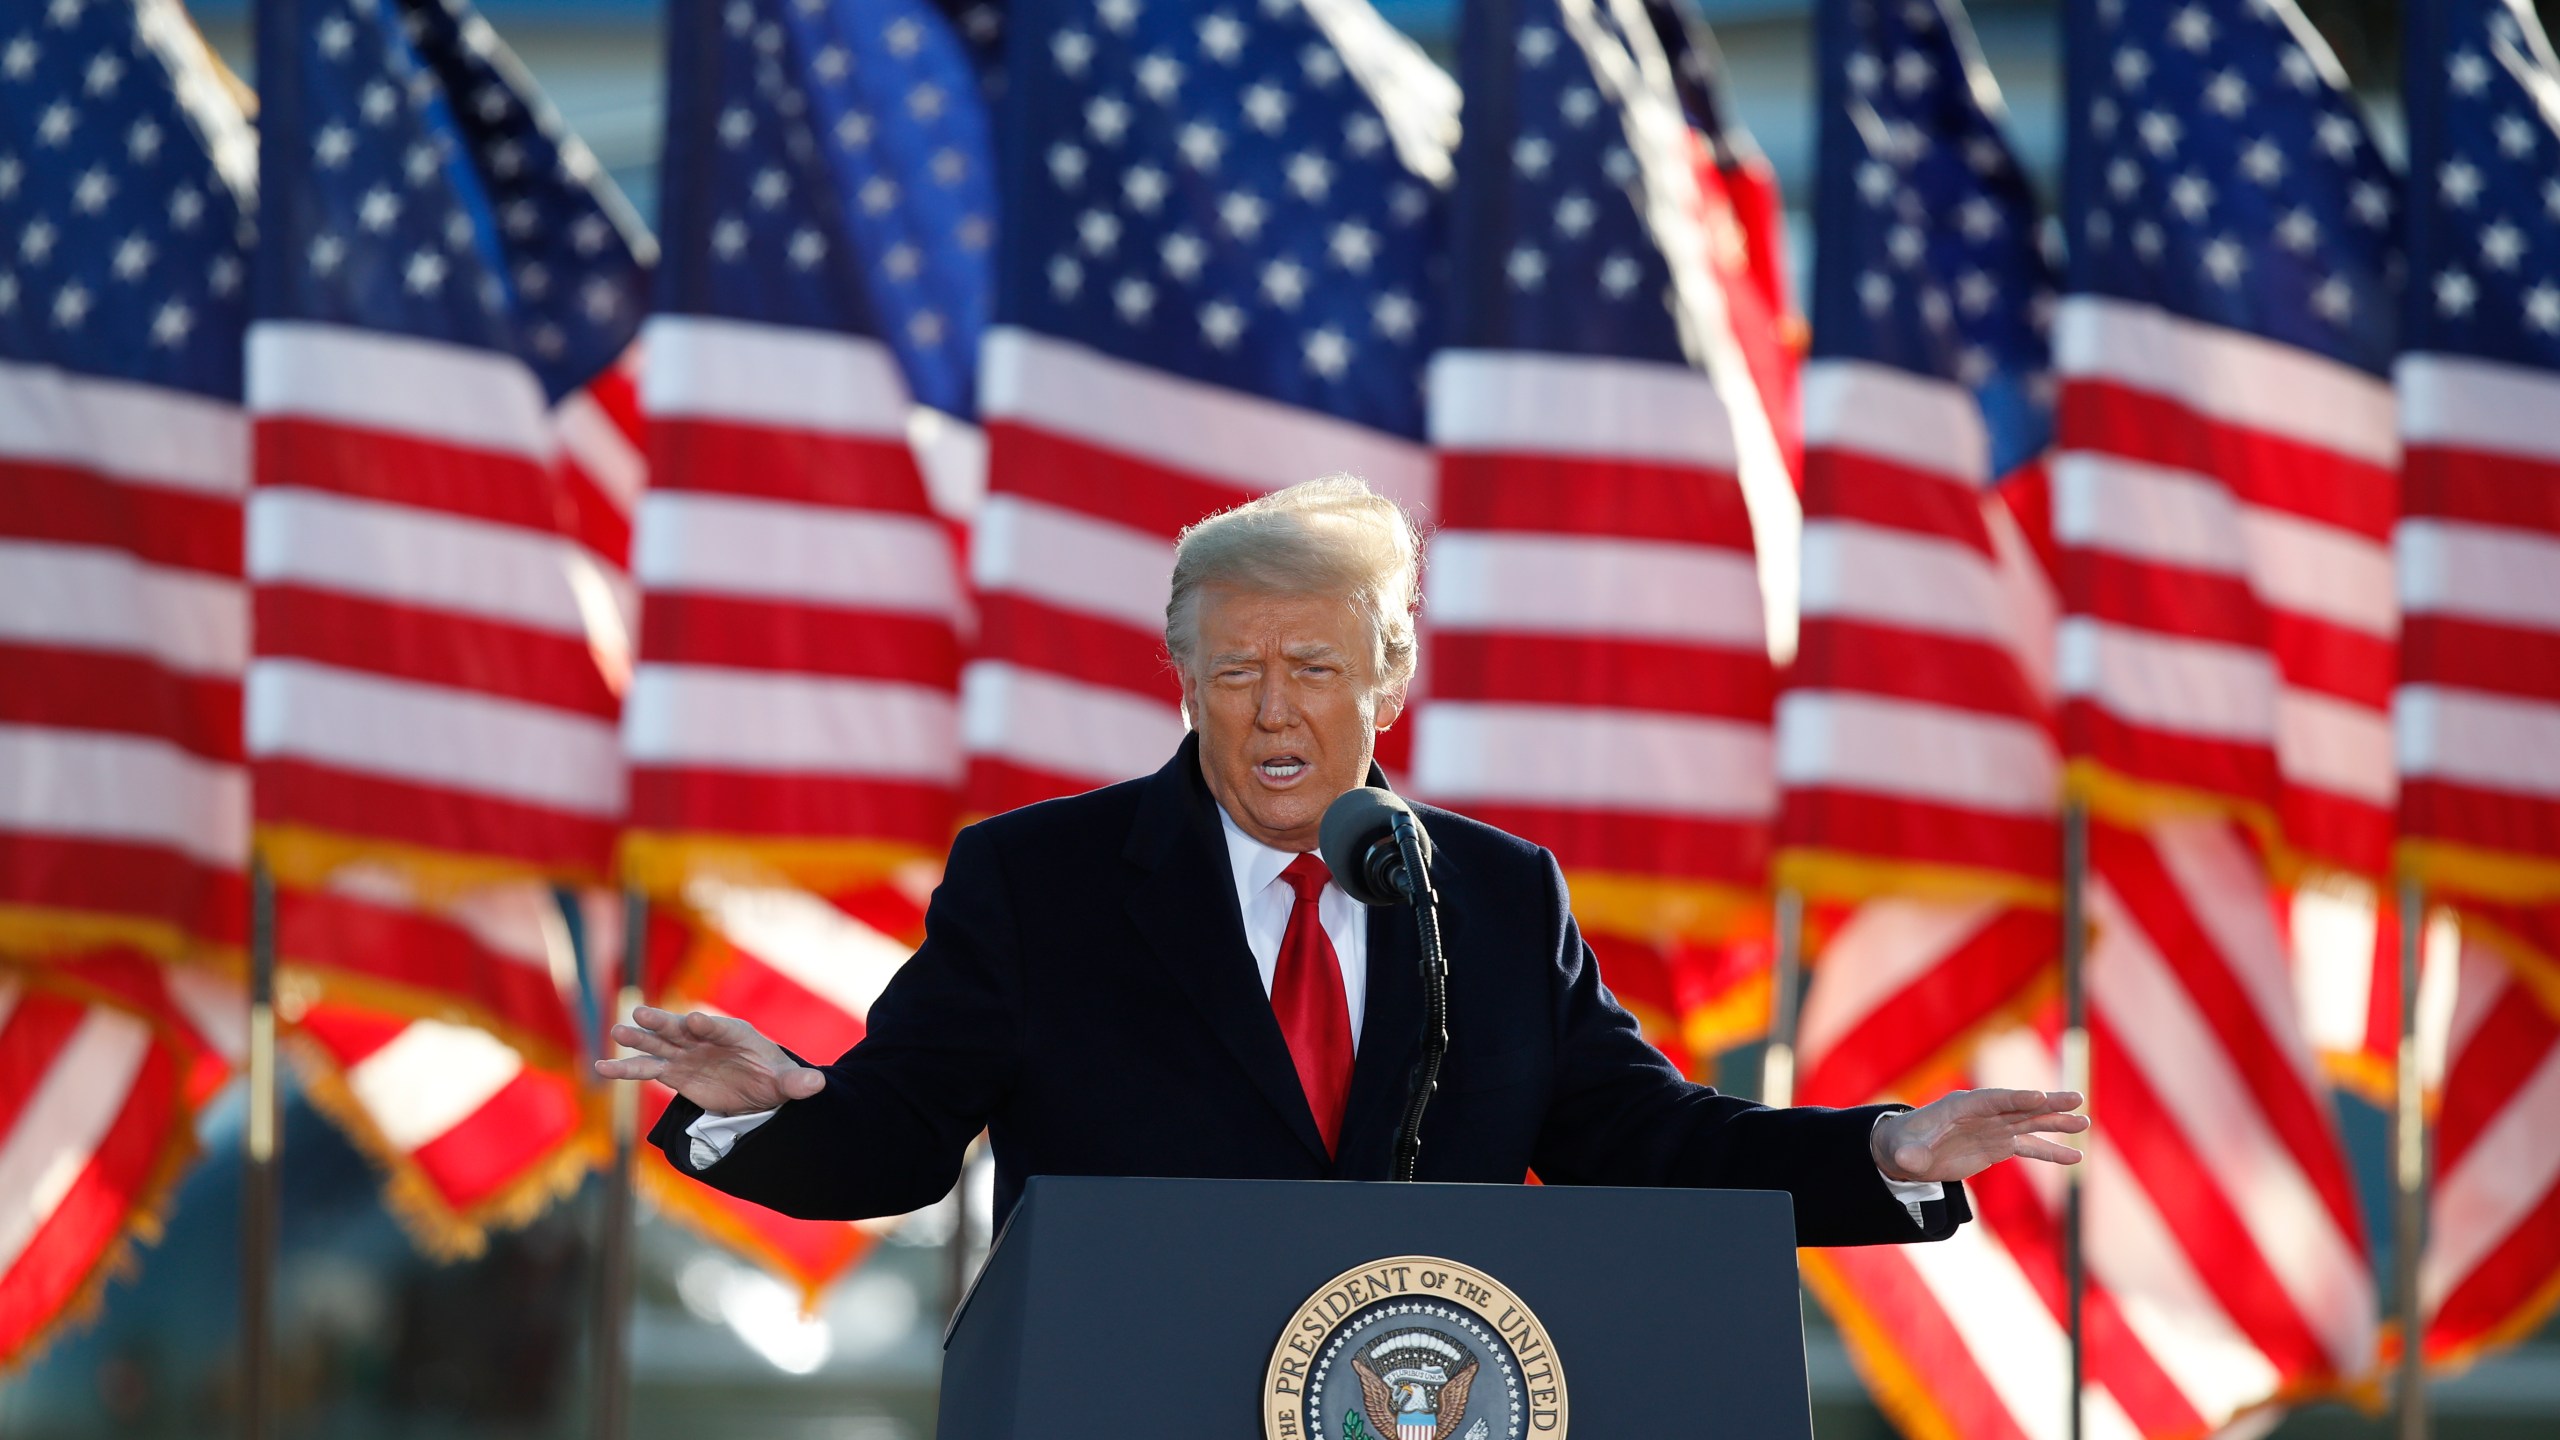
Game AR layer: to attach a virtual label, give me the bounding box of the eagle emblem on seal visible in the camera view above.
[1351,1328,1479,1440]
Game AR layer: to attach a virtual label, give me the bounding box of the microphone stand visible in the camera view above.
[1390,811,1448,1184]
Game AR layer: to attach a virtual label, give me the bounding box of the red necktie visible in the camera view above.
[1273,853,1355,1156]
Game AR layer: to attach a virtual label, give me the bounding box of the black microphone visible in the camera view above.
[1320,786,1448,1184]
[1319,787,1432,906]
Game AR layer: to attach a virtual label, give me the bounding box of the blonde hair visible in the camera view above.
[1165,475,1422,699]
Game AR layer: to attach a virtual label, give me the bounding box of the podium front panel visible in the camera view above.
[941,1176,1812,1438]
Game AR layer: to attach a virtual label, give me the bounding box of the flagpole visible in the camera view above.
[1761,887,1803,1105]
[591,889,646,1440]
[2060,799,2089,1440]
[242,858,279,1440]
[2394,875,2429,1440]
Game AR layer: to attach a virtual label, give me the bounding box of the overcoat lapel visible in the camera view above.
[1121,736,1332,1164]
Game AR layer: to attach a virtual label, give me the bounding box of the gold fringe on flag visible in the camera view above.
[256,823,609,904]
[0,964,213,1375]
[271,963,583,1081]
[2451,908,2560,1024]
[618,831,941,906]
[280,1026,608,1263]
[2399,839,2560,909]
[1673,971,1771,1070]
[2319,1047,2402,1111]
[1561,870,1762,947]
[2404,915,2560,1375]
[633,1157,877,1318]
[1797,1248,1964,1440]
[0,903,238,972]
[1772,847,2058,912]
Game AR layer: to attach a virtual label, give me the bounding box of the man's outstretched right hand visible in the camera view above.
[593,1005,827,1117]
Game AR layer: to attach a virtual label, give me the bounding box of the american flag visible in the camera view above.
[634,885,917,1304]
[241,0,655,1248]
[1783,0,2063,1111]
[0,0,252,1368]
[1643,0,1806,1067]
[1805,819,2378,1440]
[0,961,213,1367]
[1646,0,1805,489]
[1410,0,1785,1065]
[2396,0,2560,909]
[2397,0,2560,1373]
[0,0,254,973]
[279,876,591,1068]
[270,870,627,1259]
[0,932,240,1368]
[1799,5,2384,1435]
[963,0,1454,812]
[2055,0,2400,882]
[247,0,651,902]
[269,867,605,1266]
[622,0,985,902]
[2424,910,2560,1370]
[289,1004,598,1258]
[1785,0,2061,913]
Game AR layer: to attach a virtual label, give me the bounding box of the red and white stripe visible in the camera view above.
[2423,917,2560,1368]
[2395,354,2560,901]
[279,880,612,1257]
[965,329,1433,815]
[289,998,599,1260]
[2285,885,2402,1103]
[0,968,196,1367]
[1415,349,1771,941]
[1783,361,2060,901]
[1795,896,2057,1105]
[2054,298,2398,879]
[1803,817,2377,1440]
[552,349,648,694]
[0,360,250,965]
[32,948,246,1113]
[2281,884,2466,1105]
[247,322,624,884]
[636,882,914,1302]
[277,872,588,1066]
[622,316,965,896]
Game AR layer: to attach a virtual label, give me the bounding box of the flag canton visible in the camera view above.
[2064,0,2398,376]
[2402,0,2560,369]
[998,0,1446,440]
[258,0,649,400]
[1447,0,1682,367]
[0,0,253,400]
[1814,0,2055,478]
[658,0,995,419]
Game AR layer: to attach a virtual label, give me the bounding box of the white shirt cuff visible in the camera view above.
[1869,1112,1946,1225]
[1885,1174,1947,1225]
[685,1105,781,1170]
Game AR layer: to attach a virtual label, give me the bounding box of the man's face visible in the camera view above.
[1179,585,1404,852]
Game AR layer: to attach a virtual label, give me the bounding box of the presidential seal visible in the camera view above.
[1263,1256,1567,1440]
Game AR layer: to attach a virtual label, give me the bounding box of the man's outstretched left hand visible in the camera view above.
[1870,1088,2089,1184]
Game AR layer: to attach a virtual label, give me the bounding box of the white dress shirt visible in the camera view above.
[1216,806,1367,1047]
[685,803,1944,1221]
